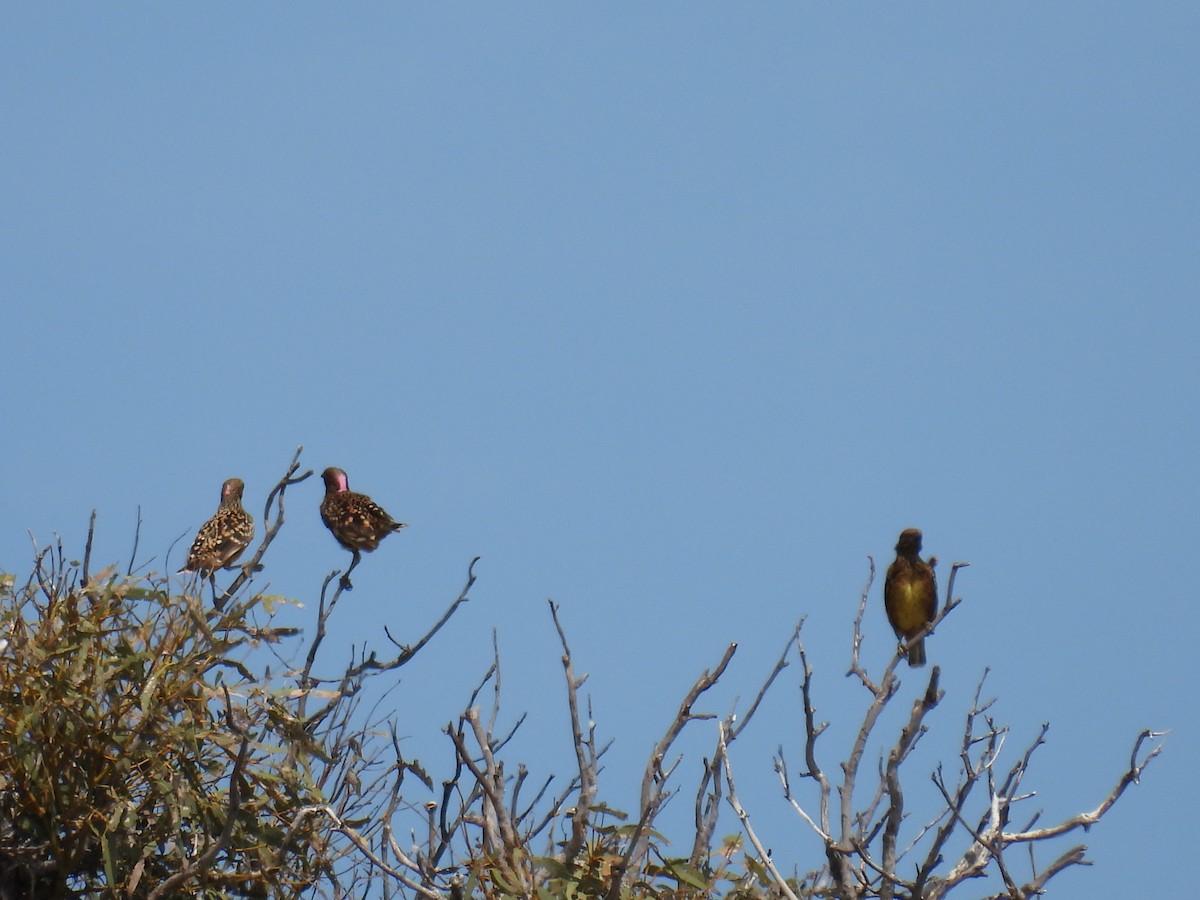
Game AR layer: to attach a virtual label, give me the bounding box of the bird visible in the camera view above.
[320,467,406,589]
[883,527,938,667]
[179,477,255,577]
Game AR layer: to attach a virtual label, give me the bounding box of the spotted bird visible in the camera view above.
[179,477,255,577]
[320,467,406,589]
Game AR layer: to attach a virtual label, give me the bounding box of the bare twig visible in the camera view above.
[285,805,442,899]
[549,600,597,869]
[126,505,143,576]
[794,634,831,822]
[1001,728,1166,843]
[623,640,737,882]
[215,445,313,609]
[720,724,801,900]
[300,571,343,695]
[309,556,480,683]
[879,667,942,899]
[80,510,97,587]
[378,556,480,667]
[691,618,801,867]
[849,555,877,679]
[914,672,998,894]
[943,560,969,608]
[444,711,526,893]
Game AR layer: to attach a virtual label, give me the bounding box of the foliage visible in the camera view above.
[0,550,326,896]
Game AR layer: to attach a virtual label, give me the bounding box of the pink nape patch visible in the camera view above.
[336,472,349,491]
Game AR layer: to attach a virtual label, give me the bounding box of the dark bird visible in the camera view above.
[179,477,255,576]
[320,467,406,589]
[883,527,938,667]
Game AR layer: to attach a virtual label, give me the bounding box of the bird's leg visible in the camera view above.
[339,550,362,591]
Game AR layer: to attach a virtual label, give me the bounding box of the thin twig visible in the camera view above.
[1001,729,1166,843]
[849,555,877,681]
[215,445,313,609]
[126,505,143,576]
[624,641,738,881]
[691,618,801,866]
[879,667,942,899]
[549,600,597,870]
[80,510,97,587]
[720,724,801,900]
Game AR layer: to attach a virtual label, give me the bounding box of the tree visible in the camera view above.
[0,450,1162,898]
[760,561,1164,899]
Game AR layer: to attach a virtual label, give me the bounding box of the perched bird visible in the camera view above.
[179,477,255,576]
[883,527,938,667]
[320,467,406,588]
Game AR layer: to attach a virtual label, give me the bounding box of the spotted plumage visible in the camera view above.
[179,478,255,575]
[883,527,938,667]
[320,468,405,587]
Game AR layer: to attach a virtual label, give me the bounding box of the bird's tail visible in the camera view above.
[907,637,927,667]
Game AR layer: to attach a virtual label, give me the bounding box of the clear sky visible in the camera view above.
[2,5,1195,896]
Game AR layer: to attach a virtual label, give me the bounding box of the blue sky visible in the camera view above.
[2,5,1195,896]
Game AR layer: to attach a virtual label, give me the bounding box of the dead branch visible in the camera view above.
[126,505,143,576]
[849,556,877,679]
[623,640,738,882]
[215,445,313,610]
[1002,728,1166,843]
[80,510,97,587]
[914,672,1000,895]
[878,667,942,899]
[690,617,801,867]
[287,804,441,899]
[549,600,598,869]
[720,724,802,900]
[445,708,528,894]
[307,556,480,683]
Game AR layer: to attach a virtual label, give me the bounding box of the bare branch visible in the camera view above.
[549,600,597,869]
[80,510,97,587]
[291,805,443,899]
[943,560,970,608]
[848,555,877,685]
[796,637,831,812]
[733,617,799,743]
[691,618,801,866]
[321,556,480,682]
[126,505,143,576]
[720,724,801,900]
[215,445,313,610]
[1001,728,1166,843]
[624,640,738,880]
[879,667,942,898]
[914,672,998,894]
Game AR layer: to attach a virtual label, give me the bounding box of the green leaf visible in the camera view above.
[665,860,711,890]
